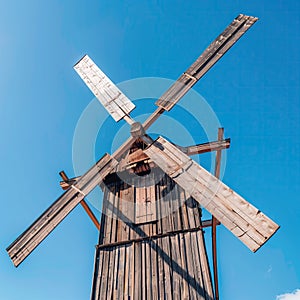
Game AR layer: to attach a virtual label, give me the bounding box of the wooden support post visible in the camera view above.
[80,199,100,231]
[212,128,224,300]
[59,171,100,231]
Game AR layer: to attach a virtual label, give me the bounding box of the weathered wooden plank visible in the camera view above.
[157,238,165,300]
[196,230,214,299]
[74,55,135,122]
[144,137,279,252]
[184,232,197,299]
[123,245,130,299]
[162,236,173,300]
[117,245,125,300]
[134,242,142,299]
[7,154,117,267]
[151,240,159,300]
[170,235,181,299]
[156,15,258,111]
[190,232,206,300]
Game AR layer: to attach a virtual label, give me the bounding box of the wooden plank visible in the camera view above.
[141,241,147,300]
[7,154,117,267]
[134,242,142,299]
[179,233,190,300]
[156,15,258,111]
[157,238,165,300]
[190,232,205,300]
[144,137,279,252]
[129,243,135,299]
[74,55,135,122]
[145,241,152,300]
[184,232,197,299]
[117,246,125,300]
[135,176,147,224]
[196,230,214,299]
[170,235,181,299]
[151,240,159,300]
[162,236,173,300]
[123,245,130,299]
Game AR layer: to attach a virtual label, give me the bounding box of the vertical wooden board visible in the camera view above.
[170,235,180,299]
[151,240,159,300]
[129,243,135,299]
[196,231,214,299]
[106,248,116,300]
[116,246,126,300]
[179,189,189,231]
[157,238,165,300]
[134,242,142,299]
[90,249,102,300]
[186,232,198,299]
[112,247,120,300]
[190,232,206,300]
[162,236,173,300]
[135,176,147,224]
[99,249,110,300]
[146,183,157,223]
[179,233,190,300]
[123,245,130,299]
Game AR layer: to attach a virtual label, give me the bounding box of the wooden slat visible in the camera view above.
[6,153,117,267]
[156,15,258,111]
[74,55,135,122]
[144,137,279,252]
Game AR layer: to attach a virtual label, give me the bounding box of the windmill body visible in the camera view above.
[7,14,279,300]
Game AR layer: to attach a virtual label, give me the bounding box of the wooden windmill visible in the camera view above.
[7,14,279,300]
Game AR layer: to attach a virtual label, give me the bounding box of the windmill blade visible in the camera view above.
[74,55,135,123]
[156,14,258,111]
[144,137,279,252]
[6,154,118,267]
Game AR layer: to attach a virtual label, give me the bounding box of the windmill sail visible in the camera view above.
[74,55,135,122]
[7,154,118,267]
[156,14,258,111]
[144,137,279,252]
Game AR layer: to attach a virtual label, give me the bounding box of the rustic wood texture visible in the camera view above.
[74,55,135,122]
[91,168,214,300]
[144,137,280,252]
[7,153,118,267]
[156,14,258,111]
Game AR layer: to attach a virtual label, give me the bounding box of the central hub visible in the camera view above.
[130,122,145,138]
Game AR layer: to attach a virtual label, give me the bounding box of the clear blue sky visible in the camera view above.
[0,1,299,299]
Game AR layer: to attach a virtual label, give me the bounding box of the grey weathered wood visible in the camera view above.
[6,153,118,267]
[92,167,217,299]
[74,55,135,122]
[144,136,279,252]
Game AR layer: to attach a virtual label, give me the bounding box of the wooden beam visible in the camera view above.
[97,219,218,249]
[175,138,230,156]
[124,138,231,171]
[6,154,117,267]
[59,171,100,231]
[80,199,100,231]
[212,128,224,300]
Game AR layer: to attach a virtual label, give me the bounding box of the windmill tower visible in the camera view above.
[7,14,279,300]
